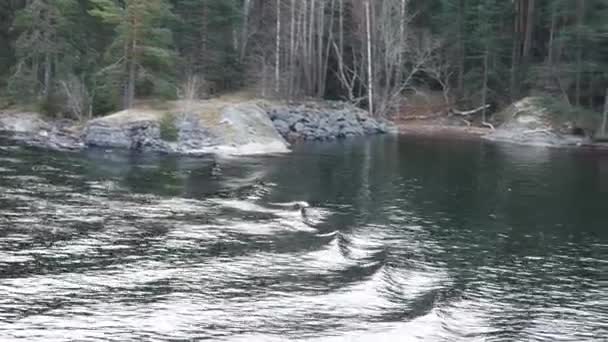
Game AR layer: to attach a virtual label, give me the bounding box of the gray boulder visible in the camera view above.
[0,112,50,133]
[0,111,84,151]
[484,97,586,147]
[84,101,289,155]
[273,119,290,137]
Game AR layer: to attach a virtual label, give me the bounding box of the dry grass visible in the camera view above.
[99,97,255,126]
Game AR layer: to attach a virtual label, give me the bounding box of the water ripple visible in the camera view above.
[0,137,606,341]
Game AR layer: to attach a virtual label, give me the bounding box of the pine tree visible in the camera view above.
[9,0,74,101]
[0,1,22,90]
[171,0,242,93]
[89,0,175,109]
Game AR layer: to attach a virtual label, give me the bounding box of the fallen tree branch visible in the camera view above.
[401,112,446,121]
[523,128,552,135]
[451,104,491,116]
[481,121,495,130]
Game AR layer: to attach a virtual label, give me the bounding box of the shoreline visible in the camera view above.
[397,124,491,140]
[397,123,608,151]
[0,99,396,155]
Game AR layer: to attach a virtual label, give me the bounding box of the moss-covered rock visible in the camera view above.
[485,97,590,147]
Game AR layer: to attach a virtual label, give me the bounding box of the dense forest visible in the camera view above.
[0,0,607,126]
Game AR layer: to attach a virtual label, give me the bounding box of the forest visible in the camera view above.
[0,0,607,128]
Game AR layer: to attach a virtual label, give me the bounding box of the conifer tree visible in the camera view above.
[89,0,175,109]
[9,0,74,100]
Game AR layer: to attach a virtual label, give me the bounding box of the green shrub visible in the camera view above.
[537,96,601,131]
[160,112,179,142]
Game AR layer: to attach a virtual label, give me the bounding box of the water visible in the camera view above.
[0,135,606,341]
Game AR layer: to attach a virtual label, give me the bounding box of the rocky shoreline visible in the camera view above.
[398,97,606,149]
[3,97,603,154]
[0,100,397,155]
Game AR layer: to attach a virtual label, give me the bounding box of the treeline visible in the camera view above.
[0,0,607,121]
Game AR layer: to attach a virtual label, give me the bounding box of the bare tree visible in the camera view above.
[364,0,374,116]
[59,75,91,123]
[275,0,282,95]
[423,53,453,105]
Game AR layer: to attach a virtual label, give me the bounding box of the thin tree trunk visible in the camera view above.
[199,3,209,75]
[481,48,489,123]
[336,0,345,93]
[302,1,311,93]
[125,13,137,109]
[126,56,136,109]
[239,0,251,61]
[308,0,316,94]
[43,52,51,98]
[522,0,535,62]
[320,0,336,97]
[510,0,522,100]
[547,1,557,66]
[457,0,465,96]
[602,88,608,136]
[316,0,325,96]
[365,0,374,116]
[338,0,343,58]
[289,0,296,98]
[275,0,281,95]
[575,0,585,106]
[396,0,406,87]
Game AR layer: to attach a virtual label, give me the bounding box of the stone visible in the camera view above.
[272,119,290,136]
[293,122,305,133]
[0,112,50,133]
[484,97,586,147]
[260,102,398,142]
[85,102,290,155]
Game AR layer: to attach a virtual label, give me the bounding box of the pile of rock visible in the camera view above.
[267,102,397,142]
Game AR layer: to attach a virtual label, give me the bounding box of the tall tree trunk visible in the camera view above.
[43,52,51,98]
[575,0,585,106]
[396,0,406,87]
[457,0,465,97]
[338,0,343,59]
[602,88,608,136]
[309,0,316,95]
[316,0,325,96]
[510,0,522,100]
[289,0,296,98]
[522,0,535,63]
[547,1,557,66]
[239,0,251,61]
[301,1,311,93]
[199,3,209,75]
[481,48,489,123]
[320,0,336,98]
[364,0,373,117]
[275,0,281,95]
[125,55,136,109]
[125,14,137,109]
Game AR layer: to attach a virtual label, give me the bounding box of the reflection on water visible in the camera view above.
[0,136,607,341]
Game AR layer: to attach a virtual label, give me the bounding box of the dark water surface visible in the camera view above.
[0,135,606,341]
